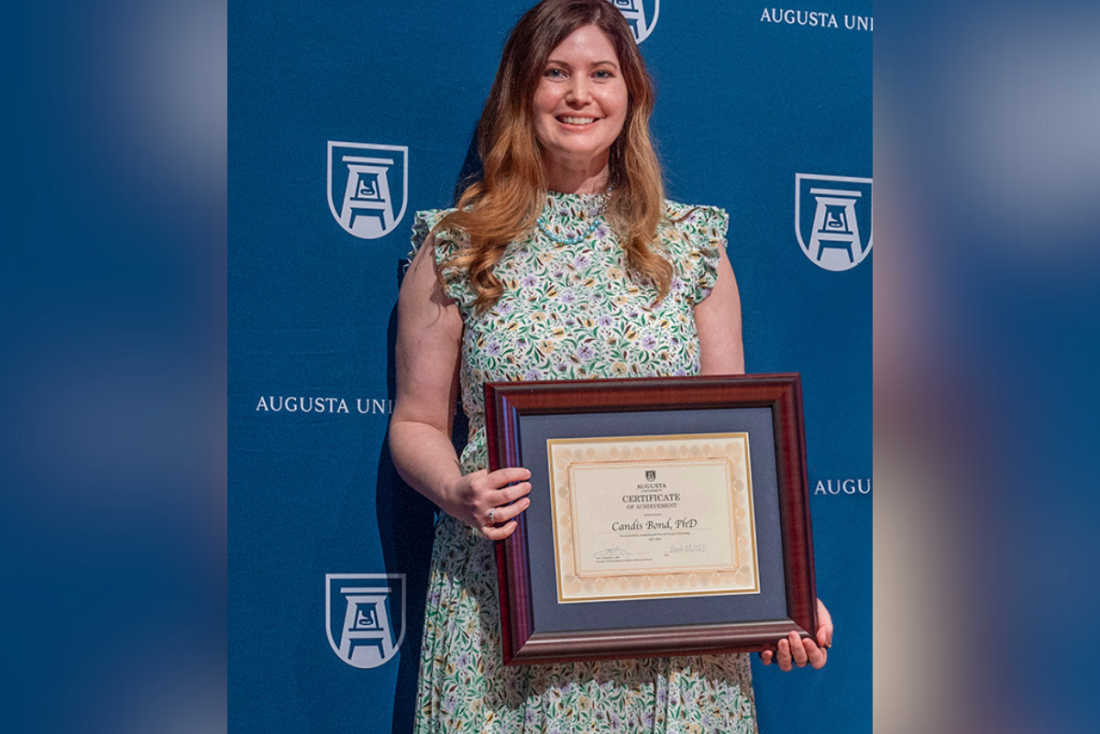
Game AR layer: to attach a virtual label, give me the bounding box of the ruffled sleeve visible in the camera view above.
[664,204,727,305]
[409,209,476,310]
[689,205,727,304]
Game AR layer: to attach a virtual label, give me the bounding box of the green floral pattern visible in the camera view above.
[409,192,757,733]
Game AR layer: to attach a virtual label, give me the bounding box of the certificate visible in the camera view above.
[485,374,818,665]
[547,434,760,602]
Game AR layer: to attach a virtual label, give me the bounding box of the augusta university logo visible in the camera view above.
[327,141,408,239]
[326,573,405,669]
[795,173,873,272]
[609,0,659,43]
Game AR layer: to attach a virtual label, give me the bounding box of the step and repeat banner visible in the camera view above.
[230,2,871,732]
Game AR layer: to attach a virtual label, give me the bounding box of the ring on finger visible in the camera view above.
[488,507,496,525]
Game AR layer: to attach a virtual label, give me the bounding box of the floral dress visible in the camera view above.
[408,191,757,734]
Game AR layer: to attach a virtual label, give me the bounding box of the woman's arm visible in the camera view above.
[694,246,745,376]
[389,236,531,540]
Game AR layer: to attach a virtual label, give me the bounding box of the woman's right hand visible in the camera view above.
[443,466,533,540]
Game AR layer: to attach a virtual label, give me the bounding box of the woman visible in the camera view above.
[390,1,831,731]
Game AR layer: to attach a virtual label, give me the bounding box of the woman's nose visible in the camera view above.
[566,78,591,105]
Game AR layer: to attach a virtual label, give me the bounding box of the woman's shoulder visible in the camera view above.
[411,207,457,242]
[663,200,729,231]
[660,200,730,248]
[409,208,466,258]
[660,201,728,301]
[408,208,477,308]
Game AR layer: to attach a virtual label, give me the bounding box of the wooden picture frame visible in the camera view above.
[485,373,818,665]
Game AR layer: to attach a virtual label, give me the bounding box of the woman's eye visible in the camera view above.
[544,68,566,79]
[594,70,614,80]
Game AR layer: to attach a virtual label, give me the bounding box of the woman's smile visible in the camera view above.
[557,116,598,125]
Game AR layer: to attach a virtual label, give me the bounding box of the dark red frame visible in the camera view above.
[485,373,817,665]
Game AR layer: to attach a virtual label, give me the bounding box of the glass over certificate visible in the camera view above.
[547,433,760,603]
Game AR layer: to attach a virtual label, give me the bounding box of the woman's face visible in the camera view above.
[532,25,629,174]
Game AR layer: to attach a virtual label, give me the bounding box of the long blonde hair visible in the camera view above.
[438,0,671,313]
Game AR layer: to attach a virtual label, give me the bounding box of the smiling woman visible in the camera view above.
[423,0,672,316]
[532,25,628,191]
[387,0,832,731]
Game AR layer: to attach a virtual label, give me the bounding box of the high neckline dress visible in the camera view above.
[408,191,758,733]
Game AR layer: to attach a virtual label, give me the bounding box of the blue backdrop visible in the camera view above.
[229,1,871,731]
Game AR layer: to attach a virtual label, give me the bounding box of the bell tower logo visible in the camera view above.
[608,0,659,44]
[795,173,873,272]
[326,573,406,669]
[327,141,408,239]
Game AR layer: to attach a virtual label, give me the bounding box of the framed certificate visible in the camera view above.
[485,374,817,665]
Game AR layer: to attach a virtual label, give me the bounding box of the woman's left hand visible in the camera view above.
[760,599,833,671]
